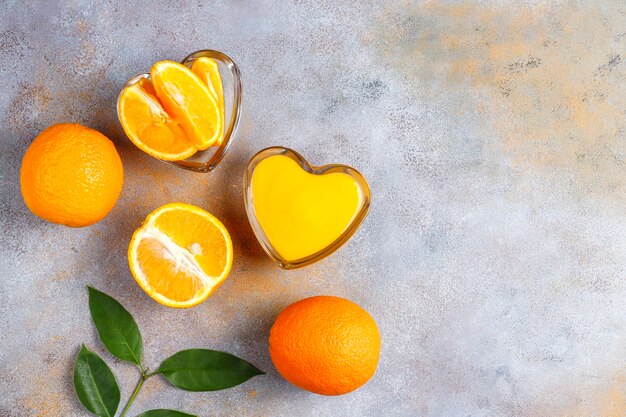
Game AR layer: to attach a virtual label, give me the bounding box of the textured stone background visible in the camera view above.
[1,1,625,416]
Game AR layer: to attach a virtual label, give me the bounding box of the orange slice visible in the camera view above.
[118,78,196,161]
[128,203,233,308]
[150,60,222,150]
[190,57,225,145]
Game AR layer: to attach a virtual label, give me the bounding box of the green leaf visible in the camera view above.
[73,344,120,417]
[88,286,143,366]
[155,349,264,391]
[136,410,197,417]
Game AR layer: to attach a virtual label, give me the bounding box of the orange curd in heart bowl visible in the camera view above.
[244,147,370,269]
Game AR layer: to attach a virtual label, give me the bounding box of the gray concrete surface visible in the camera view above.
[1,1,625,416]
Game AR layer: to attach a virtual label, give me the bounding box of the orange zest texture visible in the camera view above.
[128,203,233,308]
[20,123,123,227]
[269,296,381,395]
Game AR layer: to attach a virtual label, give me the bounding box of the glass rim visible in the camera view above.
[116,49,242,173]
[243,146,371,269]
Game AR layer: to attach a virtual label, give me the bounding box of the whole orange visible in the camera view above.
[20,123,124,227]
[269,296,381,395]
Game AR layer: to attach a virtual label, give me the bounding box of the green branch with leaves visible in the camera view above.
[73,287,264,417]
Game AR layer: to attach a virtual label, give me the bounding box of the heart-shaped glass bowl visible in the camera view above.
[244,147,371,269]
[117,50,242,172]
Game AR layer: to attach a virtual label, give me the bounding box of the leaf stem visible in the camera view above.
[144,370,159,378]
[119,369,155,417]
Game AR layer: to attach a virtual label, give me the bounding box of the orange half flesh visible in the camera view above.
[128,203,233,308]
[150,60,222,150]
[118,78,196,161]
[190,57,225,145]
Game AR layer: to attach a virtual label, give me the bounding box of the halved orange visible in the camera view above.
[150,60,222,150]
[118,78,197,161]
[128,203,233,308]
[190,57,225,145]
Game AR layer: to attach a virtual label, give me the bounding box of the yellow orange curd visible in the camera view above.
[250,154,363,261]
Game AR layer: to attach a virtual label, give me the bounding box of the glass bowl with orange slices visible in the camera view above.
[117,50,242,172]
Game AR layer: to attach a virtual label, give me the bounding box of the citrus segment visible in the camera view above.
[150,60,222,150]
[190,57,225,145]
[118,78,196,161]
[133,229,209,303]
[128,203,233,308]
